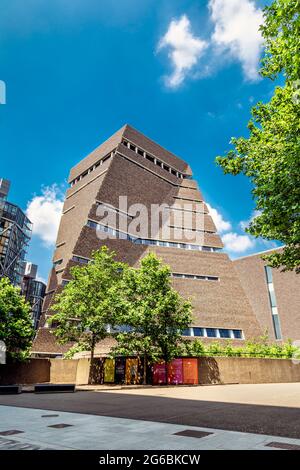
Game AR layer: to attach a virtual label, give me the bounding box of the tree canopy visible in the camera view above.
[216,0,300,272]
[0,277,34,361]
[111,253,193,383]
[50,246,125,379]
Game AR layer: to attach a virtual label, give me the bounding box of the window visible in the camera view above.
[219,329,231,338]
[72,255,90,264]
[137,149,144,156]
[193,328,204,337]
[272,315,282,340]
[87,220,221,252]
[265,265,273,283]
[182,328,191,336]
[53,259,63,266]
[233,329,243,339]
[206,328,217,338]
[264,265,282,340]
[146,154,155,163]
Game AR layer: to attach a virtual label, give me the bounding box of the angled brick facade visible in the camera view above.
[33,125,263,356]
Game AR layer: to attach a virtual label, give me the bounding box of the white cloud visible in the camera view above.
[222,231,255,253]
[209,0,264,81]
[207,203,232,233]
[26,185,64,246]
[239,209,261,230]
[158,15,208,88]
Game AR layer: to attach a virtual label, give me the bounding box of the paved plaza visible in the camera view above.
[1,405,300,450]
[0,383,300,450]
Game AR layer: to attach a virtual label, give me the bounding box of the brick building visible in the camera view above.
[32,126,298,357]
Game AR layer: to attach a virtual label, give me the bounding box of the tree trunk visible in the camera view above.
[88,335,96,385]
[143,353,147,385]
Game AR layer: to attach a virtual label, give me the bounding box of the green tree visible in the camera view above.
[50,246,125,383]
[216,0,300,272]
[112,253,193,384]
[0,277,34,361]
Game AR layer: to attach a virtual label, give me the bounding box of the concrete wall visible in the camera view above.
[198,357,300,385]
[49,359,79,384]
[1,357,299,386]
[0,359,50,385]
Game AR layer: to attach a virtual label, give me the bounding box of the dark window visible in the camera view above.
[265,265,273,283]
[272,315,282,340]
[193,328,204,337]
[206,328,217,338]
[182,328,191,336]
[233,329,243,339]
[102,154,111,163]
[219,329,231,338]
[137,149,144,156]
[146,154,155,163]
[129,144,135,151]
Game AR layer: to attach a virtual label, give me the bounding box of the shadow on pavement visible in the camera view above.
[0,391,299,439]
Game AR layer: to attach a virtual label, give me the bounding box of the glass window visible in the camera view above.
[206,328,217,337]
[269,289,277,308]
[193,328,204,337]
[233,329,243,339]
[272,315,282,340]
[182,328,191,336]
[264,265,273,283]
[219,329,231,338]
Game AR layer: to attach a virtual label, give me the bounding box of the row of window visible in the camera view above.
[172,273,219,281]
[72,255,89,264]
[122,140,191,180]
[70,152,114,187]
[87,220,221,252]
[182,327,243,339]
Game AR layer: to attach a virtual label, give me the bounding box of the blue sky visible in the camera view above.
[0,0,278,283]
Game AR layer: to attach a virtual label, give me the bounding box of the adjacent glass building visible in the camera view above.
[0,178,32,286]
[22,262,46,330]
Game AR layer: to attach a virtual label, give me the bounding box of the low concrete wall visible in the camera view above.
[0,357,299,386]
[50,359,79,384]
[198,357,300,385]
[0,359,50,385]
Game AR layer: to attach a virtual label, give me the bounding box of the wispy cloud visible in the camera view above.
[206,203,231,233]
[157,15,208,88]
[209,0,264,81]
[26,185,64,247]
[222,231,255,253]
[239,209,261,230]
[158,0,264,87]
[207,204,255,254]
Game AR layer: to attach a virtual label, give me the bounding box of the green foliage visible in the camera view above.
[111,253,193,379]
[183,337,300,359]
[216,0,300,272]
[64,342,90,359]
[0,277,34,361]
[51,246,125,362]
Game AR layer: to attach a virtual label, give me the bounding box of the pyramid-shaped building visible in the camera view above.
[33,125,263,356]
